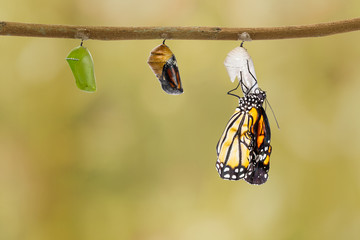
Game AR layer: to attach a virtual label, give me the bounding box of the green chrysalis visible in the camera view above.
[66,45,96,92]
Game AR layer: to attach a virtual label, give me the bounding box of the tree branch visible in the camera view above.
[1,18,360,41]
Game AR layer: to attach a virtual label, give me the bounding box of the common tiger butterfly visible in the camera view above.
[147,40,183,95]
[216,62,272,185]
[66,42,96,92]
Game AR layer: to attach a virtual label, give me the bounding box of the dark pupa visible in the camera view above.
[147,43,183,95]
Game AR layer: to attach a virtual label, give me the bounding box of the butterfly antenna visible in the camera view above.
[265,98,280,129]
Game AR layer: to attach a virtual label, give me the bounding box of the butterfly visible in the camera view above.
[216,61,272,185]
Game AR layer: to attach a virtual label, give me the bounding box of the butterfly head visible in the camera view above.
[254,88,266,103]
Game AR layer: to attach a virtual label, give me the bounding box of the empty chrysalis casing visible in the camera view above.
[147,43,183,95]
[66,46,96,92]
[224,46,258,94]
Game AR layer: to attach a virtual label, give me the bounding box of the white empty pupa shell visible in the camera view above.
[224,46,258,94]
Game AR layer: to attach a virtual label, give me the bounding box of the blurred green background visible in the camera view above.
[1,0,360,239]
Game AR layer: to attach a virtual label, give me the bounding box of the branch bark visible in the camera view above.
[1,18,360,41]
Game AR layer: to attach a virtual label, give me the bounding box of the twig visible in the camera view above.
[1,18,360,41]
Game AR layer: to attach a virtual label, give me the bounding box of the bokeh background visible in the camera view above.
[1,0,360,239]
